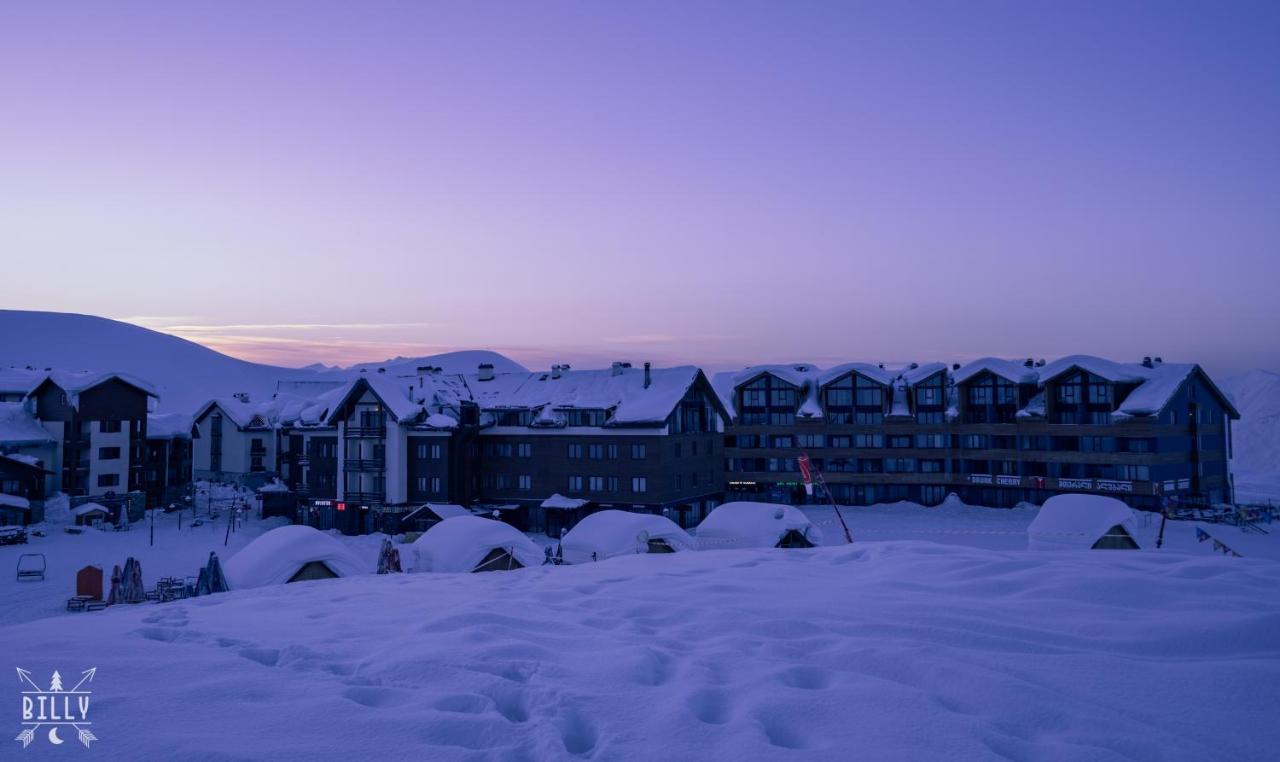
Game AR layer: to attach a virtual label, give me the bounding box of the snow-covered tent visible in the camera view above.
[1027,494,1143,551]
[224,525,368,588]
[398,503,472,533]
[413,516,544,573]
[695,502,823,549]
[560,510,698,564]
[72,502,111,526]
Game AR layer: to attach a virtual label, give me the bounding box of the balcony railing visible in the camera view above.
[341,491,384,505]
[344,426,385,438]
[343,459,386,472]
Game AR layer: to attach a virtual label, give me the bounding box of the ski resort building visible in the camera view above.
[143,413,194,507]
[714,356,1239,510]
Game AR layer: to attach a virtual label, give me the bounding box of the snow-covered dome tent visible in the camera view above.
[1027,494,1143,550]
[413,516,544,573]
[695,502,823,549]
[560,510,698,564]
[225,525,368,588]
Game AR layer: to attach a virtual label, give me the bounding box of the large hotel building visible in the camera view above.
[3,355,1238,532]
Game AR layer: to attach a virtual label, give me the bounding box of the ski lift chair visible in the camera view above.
[16,553,46,581]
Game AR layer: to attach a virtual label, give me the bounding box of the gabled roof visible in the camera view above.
[147,412,192,439]
[900,362,948,386]
[1037,355,1150,385]
[28,370,159,407]
[953,358,1039,386]
[817,363,896,388]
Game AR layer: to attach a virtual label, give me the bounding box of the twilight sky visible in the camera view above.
[1,2,1277,376]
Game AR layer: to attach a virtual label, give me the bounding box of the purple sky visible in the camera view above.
[2,2,1277,376]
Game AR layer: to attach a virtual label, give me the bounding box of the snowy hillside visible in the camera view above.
[1223,370,1280,502]
[0,311,524,416]
[5,540,1279,759]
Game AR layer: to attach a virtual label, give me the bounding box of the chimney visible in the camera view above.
[611,361,625,377]
[1024,358,1035,368]
[232,392,250,403]
[478,362,495,382]
[952,363,960,371]
[377,367,386,374]
[1035,359,1046,367]
[551,364,562,379]
[909,362,919,370]
[417,366,431,375]
[643,362,651,389]
[1142,356,1153,368]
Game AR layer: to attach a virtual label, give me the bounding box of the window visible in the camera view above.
[100,420,122,434]
[914,434,947,448]
[888,436,912,449]
[589,476,604,492]
[568,443,583,459]
[97,446,121,460]
[518,475,532,490]
[885,458,916,473]
[960,434,988,449]
[830,436,851,448]
[606,444,618,460]
[916,412,944,424]
[1116,465,1150,481]
[567,409,606,427]
[1058,383,1081,404]
[631,476,648,493]
[916,387,941,406]
[518,442,532,458]
[607,476,619,492]
[771,435,793,448]
[588,444,604,459]
[854,434,883,448]
[416,476,428,493]
[797,434,825,449]
[416,442,430,459]
[631,444,647,459]
[1088,382,1112,404]
[568,475,584,491]
[920,459,945,473]
[431,477,442,494]
[97,473,120,488]
[968,386,992,405]
[673,474,682,490]
[996,383,1018,405]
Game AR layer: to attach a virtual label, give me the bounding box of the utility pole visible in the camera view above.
[149,504,155,546]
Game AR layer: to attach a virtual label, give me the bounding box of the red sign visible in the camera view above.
[797,453,813,485]
[336,502,347,512]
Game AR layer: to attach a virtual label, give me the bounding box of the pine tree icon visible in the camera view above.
[49,671,63,692]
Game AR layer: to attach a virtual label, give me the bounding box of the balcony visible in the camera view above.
[343,459,386,472]
[344,426,385,438]
[341,491,384,505]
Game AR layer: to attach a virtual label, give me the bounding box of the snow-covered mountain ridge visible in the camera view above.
[0,311,524,415]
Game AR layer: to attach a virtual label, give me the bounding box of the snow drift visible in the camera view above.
[225,525,368,588]
[412,516,544,573]
[1027,493,1142,551]
[561,510,697,564]
[696,502,823,549]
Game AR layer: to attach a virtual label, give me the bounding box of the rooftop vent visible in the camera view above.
[551,364,563,379]
[1024,358,1035,368]
[611,361,629,376]
[478,363,495,382]
[1035,359,1046,367]
[232,392,250,403]
[1154,356,1163,364]
[1142,356,1153,368]
[952,363,960,371]
[877,363,885,369]
[909,362,919,370]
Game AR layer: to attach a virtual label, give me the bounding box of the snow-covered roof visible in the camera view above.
[953,358,1039,386]
[35,370,159,402]
[900,362,948,385]
[0,493,31,510]
[424,503,472,520]
[542,493,589,510]
[561,510,698,564]
[412,516,544,573]
[695,502,823,549]
[71,501,110,517]
[0,403,55,445]
[147,412,192,439]
[1027,494,1141,551]
[256,479,289,493]
[0,453,46,470]
[0,368,47,395]
[194,384,348,431]
[466,365,712,427]
[225,525,368,588]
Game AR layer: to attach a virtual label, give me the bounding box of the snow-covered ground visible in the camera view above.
[3,499,1279,759]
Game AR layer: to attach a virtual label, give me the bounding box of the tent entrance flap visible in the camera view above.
[287,561,340,582]
[776,529,814,548]
[1092,525,1140,550]
[646,538,676,554]
[474,547,524,573]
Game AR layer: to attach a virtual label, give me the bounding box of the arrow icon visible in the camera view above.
[15,668,42,692]
[69,668,96,693]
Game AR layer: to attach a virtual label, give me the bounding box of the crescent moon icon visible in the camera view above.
[48,727,64,745]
